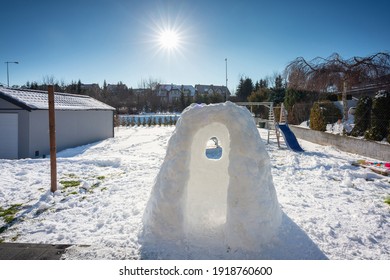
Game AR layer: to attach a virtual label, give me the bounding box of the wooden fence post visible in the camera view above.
[48,85,57,193]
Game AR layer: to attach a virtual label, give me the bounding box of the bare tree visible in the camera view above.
[42,75,57,86]
[138,77,162,90]
[285,52,390,120]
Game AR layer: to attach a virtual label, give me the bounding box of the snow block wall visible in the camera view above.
[141,102,281,253]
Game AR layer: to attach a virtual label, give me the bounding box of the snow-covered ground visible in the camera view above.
[0,126,389,259]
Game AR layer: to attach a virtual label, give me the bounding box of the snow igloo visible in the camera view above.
[141,102,281,253]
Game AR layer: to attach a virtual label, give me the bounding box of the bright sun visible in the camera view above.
[159,30,179,50]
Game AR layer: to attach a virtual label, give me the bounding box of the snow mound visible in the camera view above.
[140,102,282,257]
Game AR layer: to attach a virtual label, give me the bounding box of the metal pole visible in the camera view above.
[225,58,228,101]
[4,61,19,87]
[48,85,57,193]
[6,62,9,87]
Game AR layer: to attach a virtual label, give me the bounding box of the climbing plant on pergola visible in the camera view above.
[284,52,390,120]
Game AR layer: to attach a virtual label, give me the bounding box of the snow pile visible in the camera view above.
[326,117,355,135]
[1,122,389,260]
[140,102,281,257]
[299,120,310,128]
[326,120,344,135]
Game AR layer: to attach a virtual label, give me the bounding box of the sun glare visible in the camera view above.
[146,12,191,58]
[159,29,180,50]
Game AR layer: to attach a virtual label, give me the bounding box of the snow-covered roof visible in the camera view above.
[0,87,114,111]
[195,84,230,96]
[157,84,196,96]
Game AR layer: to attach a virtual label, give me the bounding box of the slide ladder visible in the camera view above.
[267,105,281,147]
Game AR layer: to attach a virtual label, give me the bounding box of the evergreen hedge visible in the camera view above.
[350,96,372,137]
[310,101,342,131]
[387,124,390,143]
[309,103,326,131]
[365,91,390,141]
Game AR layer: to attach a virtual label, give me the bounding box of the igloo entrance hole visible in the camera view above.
[185,123,230,244]
[205,137,222,159]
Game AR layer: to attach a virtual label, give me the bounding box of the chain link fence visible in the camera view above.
[115,114,179,127]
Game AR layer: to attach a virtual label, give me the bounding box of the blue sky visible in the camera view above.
[1,0,389,92]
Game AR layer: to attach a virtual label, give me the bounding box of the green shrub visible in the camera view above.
[288,102,313,125]
[365,91,390,141]
[284,88,306,111]
[309,103,326,131]
[388,124,390,143]
[285,89,320,124]
[310,101,342,131]
[351,96,372,137]
[322,101,343,124]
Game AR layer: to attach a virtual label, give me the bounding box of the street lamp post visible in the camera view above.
[5,61,19,87]
[225,58,228,101]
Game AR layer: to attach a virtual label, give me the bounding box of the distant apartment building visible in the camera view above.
[195,84,230,99]
[80,83,100,91]
[155,83,230,104]
[107,83,128,94]
[156,84,196,103]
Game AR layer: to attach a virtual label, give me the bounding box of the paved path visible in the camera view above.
[0,243,72,260]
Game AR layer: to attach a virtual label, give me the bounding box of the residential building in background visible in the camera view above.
[195,84,231,99]
[156,84,196,103]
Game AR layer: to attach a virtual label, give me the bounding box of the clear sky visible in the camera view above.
[1,0,389,93]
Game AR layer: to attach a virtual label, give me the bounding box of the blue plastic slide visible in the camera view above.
[277,124,304,152]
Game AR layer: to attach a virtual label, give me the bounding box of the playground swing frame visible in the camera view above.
[236,102,303,152]
[236,102,276,144]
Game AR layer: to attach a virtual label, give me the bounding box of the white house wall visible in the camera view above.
[17,111,30,158]
[0,98,21,110]
[0,113,18,159]
[0,98,30,158]
[29,110,113,158]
